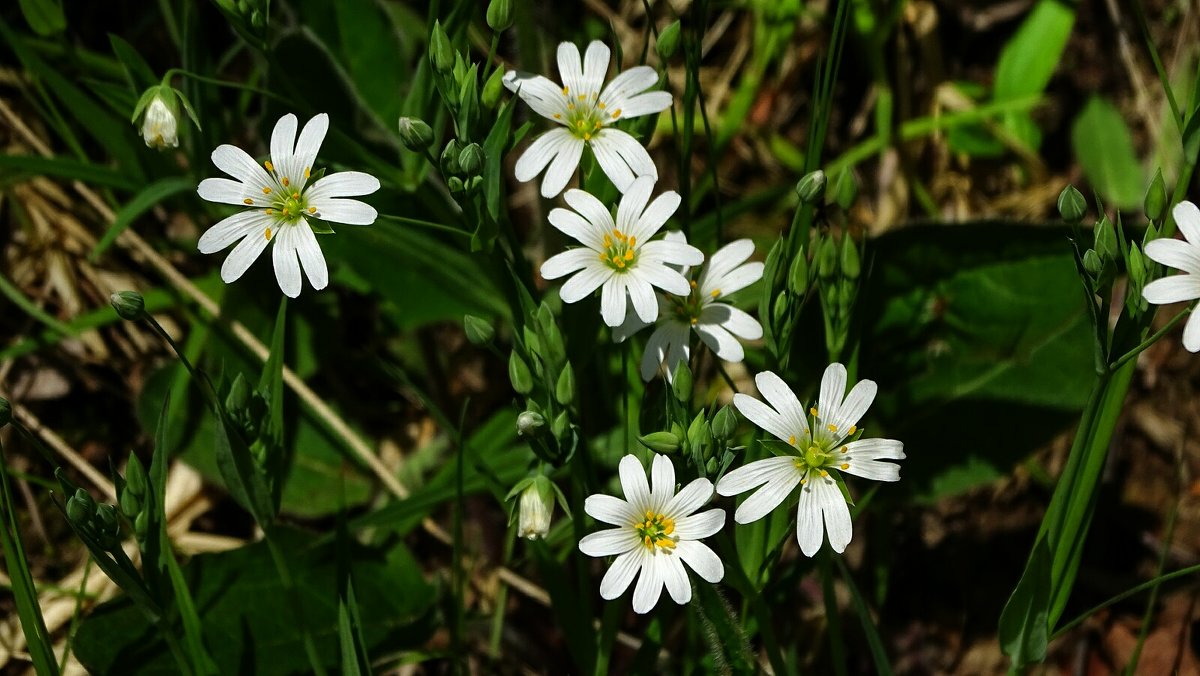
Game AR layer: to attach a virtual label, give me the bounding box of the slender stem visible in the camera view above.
[1052,562,1200,640]
[376,213,469,238]
[1109,304,1192,372]
[164,68,292,103]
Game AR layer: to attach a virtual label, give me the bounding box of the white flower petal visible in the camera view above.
[556,42,585,96]
[1146,238,1200,275]
[1174,201,1200,244]
[549,207,606,250]
[831,378,877,434]
[815,477,852,553]
[503,72,570,121]
[700,240,754,284]
[542,248,597,280]
[703,304,762,340]
[293,222,328,291]
[817,363,848,423]
[270,113,299,183]
[754,371,810,440]
[197,178,255,206]
[649,453,676,512]
[272,226,302,298]
[638,323,672,381]
[1143,275,1200,305]
[618,454,651,508]
[590,134,637,193]
[628,261,690,297]
[630,192,682,243]
[666,478,713,519]
[558,263,611,303]
[585,494,639,525]
[593,128,657,183]
[734,471,802,524]
[563,189,616,233]
[617,91,673,118]
[673,509,724,540]
[660,322,692,384]
[695,322,744,363]
[731,394,796,444]
[615,176,655,235]
[840,458,901,482]
[613,307,652,344]
[716,456,796,496]
[292,113,329,189]
[661,554,692,605]
[703,262,764,298]
[211,144,272,189]
[628,279,659,323]
[310,198,377,225]
[600,66,661,109]
[582,41,611,93]
[632,553,665,614]
[197,211,270,253]
[1185,313,1200,352]
[675,540,723,583]
[541,134,584,198]
[579,527,640,557]
[599,550,644,600]
[639,240,704,267]
[306,171,380,200]
[843,437,906,460]
[514,128,573,183]
[600,276,628,327]
[220,224,271,283]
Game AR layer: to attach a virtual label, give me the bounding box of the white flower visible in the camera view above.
[141,94,179,149]
[504,41,672,198]
[517,479,555,540]
[196,113,380,298]
[716,365,905,557]
[540,176,704,327]
[1143,201,1200,352]
[579,454,725,613]
[614,232,764,381]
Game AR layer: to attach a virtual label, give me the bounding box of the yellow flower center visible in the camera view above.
[598,229,638,271]
[635,510,677,552]
[555,87,620,142]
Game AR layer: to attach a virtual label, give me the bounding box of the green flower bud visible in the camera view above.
[482,67,505,109]
[830,169,858,210]
[430,21,455,73]
[817,236,838,280]
[119,487,141,520]
[486,0,513,32]
[398,117,435,152]
[1094,216,1117,262]
[840,235,860,280]
[711,405,738,440]
[639,431,681,453]
[516,476,555,539]
[66,494,90,525]
[458,143,484,176]
[124,454,148,498]
[671,361,692,402]
[94,503,122,549]
[110,291,145,321]
[1143,221,1159,247]
[508,351,534,395]
[440,139,463,176]
[555,363,575,406]
[551,410,570,443]
[705,457,718,475]
[134,511,149,540]
[225,372,252,416]
[447,176,464,193]
[772,290,789,326]
[795,170,827,205]
[463,315,494,345]
[787,248,809,295]
[0,397,10,427]
[1082,248,1103,279]
[656,20,681,60]
[1145,169,1167,222]
[1127,242,1146,290]
[535,303,566,368]
[516,409,546,438]
[1057,185,1086,222]
[686,412,711,456]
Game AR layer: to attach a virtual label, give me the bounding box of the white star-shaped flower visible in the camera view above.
[196,113,380,298]
[579,453,726,614]
[716,365,905,557]
[1143,201,1200,351]
[540,176,704,327]
[614,232,764,381]
[504,40,672,198]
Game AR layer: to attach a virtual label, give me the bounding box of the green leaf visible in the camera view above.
[212,407,275,527]
[107,34,157,92]
[72,530,437,674]
[91,176,194,260]
[483,94,516,222]
[999,537,1052,668]
[0,152,137,190]
[1071,97,1145,210]
[17,0,64,36]
[692,582,756,674]
[993,0,1075,149]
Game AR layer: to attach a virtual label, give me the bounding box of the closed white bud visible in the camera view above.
[518,478,555,540]
[141,93,179,150]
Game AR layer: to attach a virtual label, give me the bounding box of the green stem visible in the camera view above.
[1108,305,1191,372]
[164,68,291,103]
[376,213,470,238]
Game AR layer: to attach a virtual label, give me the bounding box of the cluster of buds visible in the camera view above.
[64,488,123,552]
[638,362,741,477]
[505,302,577,464]
[117,455,151,541]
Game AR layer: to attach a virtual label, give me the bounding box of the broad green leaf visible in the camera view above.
[0,153,138,191]
[107,34,158,92]
[91,176,195,260]
[17,0,64,36]
[72,531,437,674]
[993,0,1075,149]
[1071,97,1145,210]
[999,537,1052,668]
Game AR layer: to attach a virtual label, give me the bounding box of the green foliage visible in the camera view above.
[1071,98,1145,210]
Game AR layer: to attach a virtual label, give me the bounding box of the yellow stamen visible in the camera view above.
[264,227,272,240]
[265,208,274,215]
[243,198,253,205]
[262,187,272,194]
[282,176,290,187]
[623,250,634,261]
[612,109,622,118]
[841,446,848,453]
[568,103,575,110]
[690,317,698,325]
[827,424,838,433]
[598,101,606,109]
[578,94,586,101]
[645,511,654,520]
[628,236,636,247]
[841,463,850,470]
[264,160,274,172]
[819,470,828,477]
[291,191,300,199]
[848,425,857,435]
[583,133,591,141]
[711,289,721,298]
[602,234,613,248]
[308,207,317,214]
[788,435,796,446]
[810,407,818,416]
[553,113,561,119]
[614,257,625,268]
[562,86,569,95]
[599,252,608,262]
[689,280,697,288]
[282,207,290,216]
[304,167,311,178]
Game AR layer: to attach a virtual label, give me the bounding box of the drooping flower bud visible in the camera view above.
[1057,185,1086,222]
[517,477,556,540]
[110,291,145,321]
[137,88,179,150]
